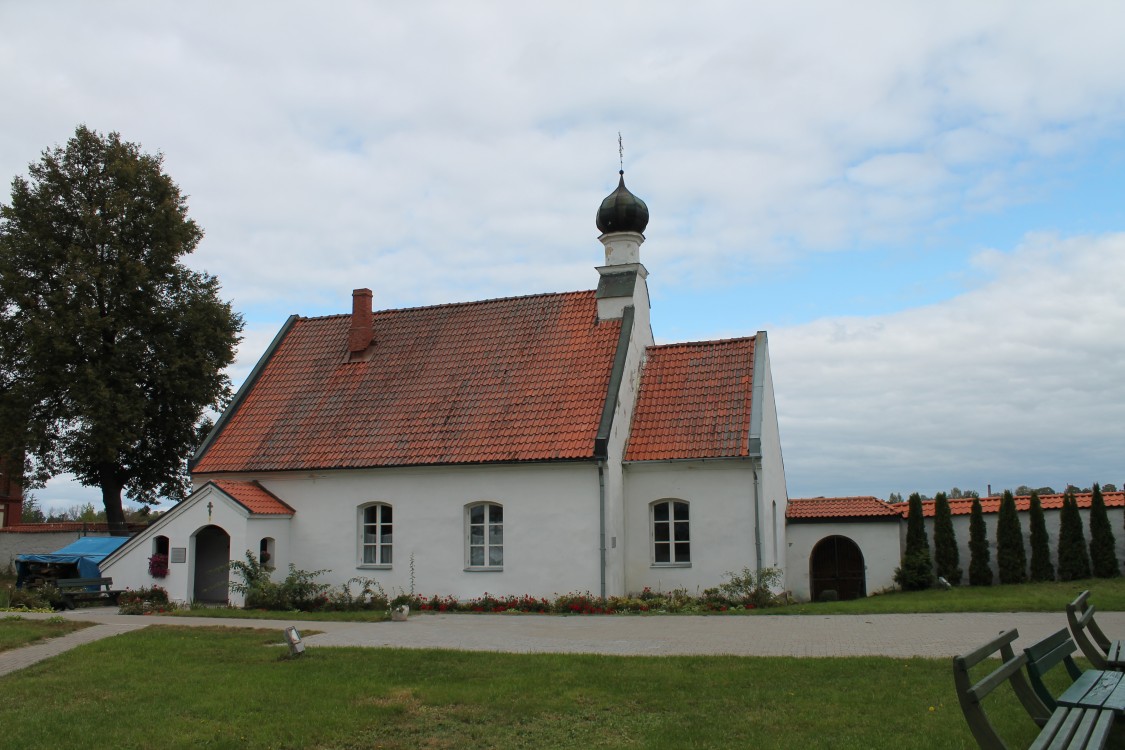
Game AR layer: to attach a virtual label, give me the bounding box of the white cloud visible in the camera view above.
[4,2,1125,508]
[773,233,1125,498]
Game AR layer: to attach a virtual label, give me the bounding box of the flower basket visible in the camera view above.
[148,553,169,579]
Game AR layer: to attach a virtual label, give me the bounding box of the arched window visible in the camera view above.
[651,499,690,565]
[152,535,170,557]
[466,502,503,569]
[359,503,392,566]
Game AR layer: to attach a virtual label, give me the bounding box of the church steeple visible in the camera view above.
[596,170,649,235]
[594,167,650,325]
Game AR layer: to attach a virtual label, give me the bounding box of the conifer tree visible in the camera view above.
[1088,483,1119,578]
[968,497,993,586]
[894,492,935,590]
[996,490,1027,584]
[1057,492,1091,581]
[932,492,962,584]
[1027,491,1055,582]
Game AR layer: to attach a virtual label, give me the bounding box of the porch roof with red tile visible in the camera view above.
[209,480,295,515]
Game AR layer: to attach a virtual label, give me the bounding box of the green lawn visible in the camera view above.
[774,577,1125,615]
[170,606,388,622]
[0,616,92,652]
[0,625,1054,749]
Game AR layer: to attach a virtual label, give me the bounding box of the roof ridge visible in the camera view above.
[298,289,597,322]
[649,335,756,350]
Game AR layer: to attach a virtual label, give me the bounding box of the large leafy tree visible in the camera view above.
[0,125,242,531]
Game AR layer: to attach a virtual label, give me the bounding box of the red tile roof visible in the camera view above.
[896,492,1125,518]
[0,522,147,534]
[787,496,901,519]
[193,291,622,473]
[625,337,756,461]
[210,481,294,515]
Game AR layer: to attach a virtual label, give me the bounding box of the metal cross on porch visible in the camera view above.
[207,501,213,521]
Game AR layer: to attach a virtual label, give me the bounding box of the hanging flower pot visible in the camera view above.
[148,553,169,578]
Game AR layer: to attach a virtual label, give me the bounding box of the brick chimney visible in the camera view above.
[347,288,374,355]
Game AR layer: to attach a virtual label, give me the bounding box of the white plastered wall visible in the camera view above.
[599,296,655,598]
[100,484,292,605]
[785,520,903,602]
[202,462,606,601]
[927,505,1125,584]
[752,335,789,583]
[622,460,758,595]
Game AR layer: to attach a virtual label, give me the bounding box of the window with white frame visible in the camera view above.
[360,503,392,566]
[466,502,503,569]
[652,499,690,565]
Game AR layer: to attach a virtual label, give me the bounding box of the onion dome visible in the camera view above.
[596,171,649,234]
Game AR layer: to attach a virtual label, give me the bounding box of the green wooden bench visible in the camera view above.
[1068,590,1125,671]
[1024,628,1125,716]
[953,628,1116,749]
[55,577,122,609]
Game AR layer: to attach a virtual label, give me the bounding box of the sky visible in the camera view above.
[2,2,1123,514]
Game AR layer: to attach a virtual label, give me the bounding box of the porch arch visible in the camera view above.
[193,525,231,603]
[810,535,866,601]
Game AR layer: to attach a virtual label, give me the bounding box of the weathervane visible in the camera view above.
[618,132,624,173]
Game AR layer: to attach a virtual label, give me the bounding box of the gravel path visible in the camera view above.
[5,606,1124,676]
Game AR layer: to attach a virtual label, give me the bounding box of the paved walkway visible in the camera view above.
[5,606,1125,677]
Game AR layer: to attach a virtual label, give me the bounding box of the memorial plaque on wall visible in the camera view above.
[170,547,187,564]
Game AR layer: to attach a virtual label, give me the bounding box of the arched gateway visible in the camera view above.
[810,535,866,601]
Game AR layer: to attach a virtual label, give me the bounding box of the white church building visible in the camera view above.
[101,172,789,604]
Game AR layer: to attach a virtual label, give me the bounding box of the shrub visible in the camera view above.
[327,577,389,611]
[1089,483,1119,578]
[932,492,962,585]
[896,493,934,590]
[1058,492,1091,581]
[118,586,179,615]
[1028,491,1055,582]
[718,566,782,608]
[968,498,992,586]
[996,490,1027,584]
[4,585,59,611]
[228,552,330,611]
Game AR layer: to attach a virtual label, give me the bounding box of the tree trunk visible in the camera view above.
[99,464,127,534]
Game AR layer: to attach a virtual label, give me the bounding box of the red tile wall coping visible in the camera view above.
[0,522,148,534]
[193,291,623,473]
[787,492,1125,521]
[787,496,901,519]
[895,492,1125,518]
[625,337,756,461]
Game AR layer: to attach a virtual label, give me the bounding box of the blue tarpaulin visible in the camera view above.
[16,536,131,587]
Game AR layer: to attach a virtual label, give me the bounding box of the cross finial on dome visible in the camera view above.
[596,141,649,236]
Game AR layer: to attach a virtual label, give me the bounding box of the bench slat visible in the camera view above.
[967,653,1029,704]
